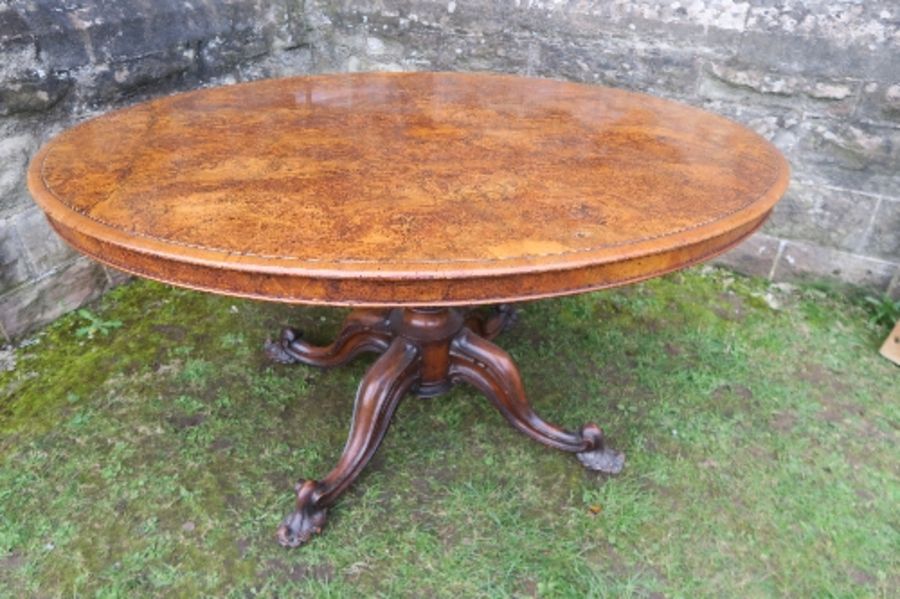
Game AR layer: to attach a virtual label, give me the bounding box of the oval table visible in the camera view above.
[27,72,789,547]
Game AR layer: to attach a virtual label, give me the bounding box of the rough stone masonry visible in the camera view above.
[1,0,898,340]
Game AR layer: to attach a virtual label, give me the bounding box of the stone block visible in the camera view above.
[318,0,512,37]
[507,0,750,47]
[743,1,899,79]
[0,132,38,217]
[0,7,32,45]
[74,49,200,105]
[745,1,897,49]
[534,35,701,97]
[0,39,73,116]
[201,30,271,72]
[773,241,896,291]
[764,182,879,253]
[0,215,32,294]
[743,28,898,80]
[604,0,750,33]
[857,82,900,125]
[84,0,212,63]
[322,6,710,97]
[697,60,860,118]
[0,1,313,109]
[696,99,801,153]
[217,46,315,83]
[19,4,93,69]
[860,200,900,263]
[16,0,219,68]
[0,71,72,116]
[793,119,900,198]
[0,257,109,340]
[15,208,76,274]
[712,232,780,279]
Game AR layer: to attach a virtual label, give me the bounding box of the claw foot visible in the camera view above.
[575,423,625,474]
[276,480,327,548]
[264,328,301,365]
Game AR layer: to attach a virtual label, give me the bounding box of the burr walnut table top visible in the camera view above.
[28,72,789,306]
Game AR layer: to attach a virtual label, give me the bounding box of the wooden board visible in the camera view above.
[880,321,900,366]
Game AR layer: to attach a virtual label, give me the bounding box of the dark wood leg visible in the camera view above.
[276,337,420,547]
[264,308,392,367]
[449,328,624,474]
[464,304,518,341]
[269,306,622,548]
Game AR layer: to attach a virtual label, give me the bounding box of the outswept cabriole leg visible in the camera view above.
[464,304,518,341]
[265,308,393,367]
[276,337,420,548]
[448,328,625,474]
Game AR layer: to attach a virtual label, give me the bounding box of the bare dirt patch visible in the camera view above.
[770,411,797,433]
[714,291,747,321]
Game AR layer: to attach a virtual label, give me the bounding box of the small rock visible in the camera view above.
[0,346,16,372]
[182,521,196,532]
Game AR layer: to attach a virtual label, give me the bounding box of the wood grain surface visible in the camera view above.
[27,72,789,305]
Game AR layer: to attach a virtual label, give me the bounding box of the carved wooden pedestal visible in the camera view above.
[265,307,625,548]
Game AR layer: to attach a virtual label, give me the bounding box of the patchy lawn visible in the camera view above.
[1,266,897,597]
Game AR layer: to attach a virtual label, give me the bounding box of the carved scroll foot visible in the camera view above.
[449,328,625,470]
[276,337,420,547]
[576,446,626,474]
[276,480,328,548]
[265,308,393,368]
[575,423,625,474]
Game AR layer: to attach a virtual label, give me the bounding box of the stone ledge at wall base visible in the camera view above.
[2,234,896,344]
[0,258,119,343]
[713,232,900,300]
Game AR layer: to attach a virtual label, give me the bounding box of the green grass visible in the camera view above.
[1,267,897,597]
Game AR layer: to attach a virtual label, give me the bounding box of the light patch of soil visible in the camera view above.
[260,558,335,583]
[585,542,671,598]
[794,362,868,424]
[849,567,876,587]
[664,342,684,357]
[770,411,797,433]
[515,577,539,598]
[151,324,187,341]
[0,552,24,574]
[714,291,747,321]
[710,384,753,401]
[166,413,206,430]
[209,437,234,452]
[710,384,755,418]
[594,361,637,389]
[796,362,851,396]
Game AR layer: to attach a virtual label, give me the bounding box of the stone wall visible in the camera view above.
[1,0,898,340]
[0,0,315,340]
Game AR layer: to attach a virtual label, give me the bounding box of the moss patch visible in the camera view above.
[1,268,897,597]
